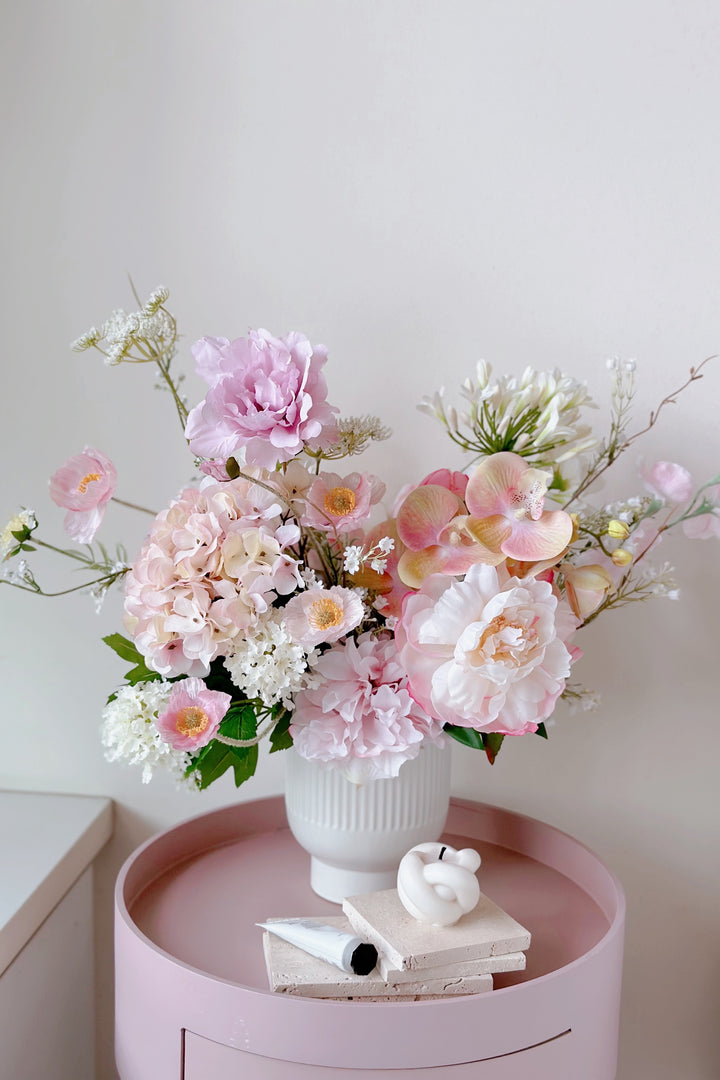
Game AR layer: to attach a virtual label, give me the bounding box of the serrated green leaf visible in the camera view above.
[123,662,162,686]
[190,704,259,791]
[443,724,484,750]
[103,634,145,665]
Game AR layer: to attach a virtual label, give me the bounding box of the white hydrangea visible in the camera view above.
[1,509,37,559]
[224,611,319,710]
[101,681,192,784]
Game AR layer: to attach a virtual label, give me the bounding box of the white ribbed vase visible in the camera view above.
[284,744,451,903]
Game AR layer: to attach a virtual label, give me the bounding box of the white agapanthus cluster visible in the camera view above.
[72,286,175,365]
[101,680,192,784]
[224,611,319,710]
[419,361,597,467]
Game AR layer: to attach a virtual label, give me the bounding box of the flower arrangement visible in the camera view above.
[2,286,718,790]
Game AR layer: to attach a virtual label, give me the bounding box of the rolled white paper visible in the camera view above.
[397,842,482,926]
[257,918,378,975]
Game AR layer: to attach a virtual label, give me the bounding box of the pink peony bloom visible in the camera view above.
[283,586,364,647]
[640,460,694,504]
[289,632,445,783]
[49,446,117,543]
[156,677,230,750]
[395,563,578,735]
[185,329,338,469]
[464,452,574,562]
[123,477,303,677]
[304,471,385,532]
[682,485,720,539]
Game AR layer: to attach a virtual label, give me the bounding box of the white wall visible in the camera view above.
[1,2,719,1077]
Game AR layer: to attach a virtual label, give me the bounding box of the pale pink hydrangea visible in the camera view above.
[640,460,694,504]
[185,329,338,469]
[283,586,364,647]
[289,632,445,783]
[155,677,231,751]
[49,446,117,543]
[395,563,579,736]
[123,477,302,677]
[304,471,385,532]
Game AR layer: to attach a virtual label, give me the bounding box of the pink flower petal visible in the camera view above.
[396,485,464,550]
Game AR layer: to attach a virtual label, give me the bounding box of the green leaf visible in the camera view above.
[123,662,163,686]
[103,634,144,665]
[535,722,549,740]
[269,708,293,754]
[482,732,505,765]
[443,724,484,750]
[190,704,259,791]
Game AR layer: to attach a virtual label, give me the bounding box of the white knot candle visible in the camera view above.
[397,842,482,926]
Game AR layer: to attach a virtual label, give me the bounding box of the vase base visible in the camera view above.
[310,857,397,904]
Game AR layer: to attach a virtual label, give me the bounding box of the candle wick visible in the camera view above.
[439,846,447,861]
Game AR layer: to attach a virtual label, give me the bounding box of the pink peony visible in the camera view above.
[289,632,445,783]
[123,477,302,677]
[185,329,338,469]
[395,563,578,735]
[640,460,694,504]
[304,471,385,532]
[283,586,364,647]
[49,446,117,543]
[156,677,230,750]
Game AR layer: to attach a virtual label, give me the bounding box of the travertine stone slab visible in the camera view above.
[343,889,531,972]
[262,919,493,999]
[378,948,526,981]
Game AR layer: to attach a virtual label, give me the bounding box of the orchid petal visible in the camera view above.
[396,484,464,550]
[500,510,573,561]
[465,452,529,517]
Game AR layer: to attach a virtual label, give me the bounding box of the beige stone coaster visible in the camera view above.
[342,889,531,972]
[262,917,493,999]
[377,948,526,982]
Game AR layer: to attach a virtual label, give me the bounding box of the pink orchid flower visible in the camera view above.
[49,446,117,543]
[464,452,573,562]
[155,677,231,751]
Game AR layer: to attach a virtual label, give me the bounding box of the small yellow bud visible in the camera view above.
[607,519,630,540]
[611,548,633,567]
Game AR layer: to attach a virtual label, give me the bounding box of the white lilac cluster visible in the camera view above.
[419,362,597,468]
[343,536,395,575]
[223,611,320,709]
[1,509,37,559]
[101,681,193,784]
[72,287,174,365]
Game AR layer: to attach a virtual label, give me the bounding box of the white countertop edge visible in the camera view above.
[0,793,113,976]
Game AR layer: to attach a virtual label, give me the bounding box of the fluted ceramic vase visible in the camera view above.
[284,744,451,903]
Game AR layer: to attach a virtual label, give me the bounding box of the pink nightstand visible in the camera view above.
[115,797,624,1079]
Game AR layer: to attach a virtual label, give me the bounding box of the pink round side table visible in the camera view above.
[115,796,625,1079]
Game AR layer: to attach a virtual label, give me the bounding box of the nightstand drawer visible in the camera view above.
[184,1028,573,1079]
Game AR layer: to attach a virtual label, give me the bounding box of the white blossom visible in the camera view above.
[224,611,319,709]
[343,545,363,574]
[1,509,37,558]
[101,681,192,784]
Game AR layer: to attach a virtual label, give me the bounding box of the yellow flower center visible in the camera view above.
[324,486,356,517]
[175,705,210,737]
[308,596,345,630]
[78,472,102,494]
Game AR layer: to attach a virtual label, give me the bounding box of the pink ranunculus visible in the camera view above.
[289,632,445,783]
[155,676,230,750]
[49,446,117,543]
[395,563,578,735]
[464,452,574,562]
[640,460,694,504]
[283,586,364,647]
[304,471,385,532]
[683,485,720,539]
[185,329,338,469]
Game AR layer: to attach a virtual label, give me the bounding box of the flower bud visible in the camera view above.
[611,548,633,567]
[607,519,630,540]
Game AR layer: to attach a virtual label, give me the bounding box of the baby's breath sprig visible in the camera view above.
[305,415,392,462]
[71,284,188,432]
